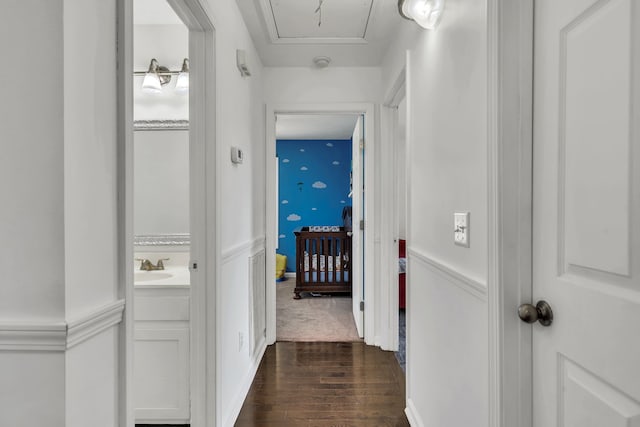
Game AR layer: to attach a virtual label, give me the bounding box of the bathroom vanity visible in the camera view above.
[134,265,191,424]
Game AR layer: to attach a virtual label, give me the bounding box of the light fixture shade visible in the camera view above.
[401,0,444,29]
[175,58,189,94]
[142,73,162,93]
[142,58,163,94]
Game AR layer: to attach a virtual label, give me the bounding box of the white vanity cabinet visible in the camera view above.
[134,283,190,424]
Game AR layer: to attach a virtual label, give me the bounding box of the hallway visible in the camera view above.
[235,342,409,426]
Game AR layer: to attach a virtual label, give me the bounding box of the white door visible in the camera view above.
[351,115,365,336]
[532,0,640,425]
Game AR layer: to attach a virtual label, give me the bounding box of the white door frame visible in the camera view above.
[117,1,218,426]
[487,0,534,426]
[380,68,407,352]
[265,103,377,346]
[378,1,534,423]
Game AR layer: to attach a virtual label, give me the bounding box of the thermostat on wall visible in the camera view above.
[231,146,244,164]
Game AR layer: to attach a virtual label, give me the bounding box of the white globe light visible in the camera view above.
[403,0,444,30]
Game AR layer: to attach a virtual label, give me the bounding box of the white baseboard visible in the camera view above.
[284,272,296,278]
[405,397,424,427]
[224,339,268,426]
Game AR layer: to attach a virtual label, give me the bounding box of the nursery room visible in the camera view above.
[274,114,362,342]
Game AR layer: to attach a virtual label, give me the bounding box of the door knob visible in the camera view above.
[518,300,553,326]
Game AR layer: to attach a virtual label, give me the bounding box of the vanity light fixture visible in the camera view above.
[174,58,189,94]
[398,0,445,29]
[138,58,189,93]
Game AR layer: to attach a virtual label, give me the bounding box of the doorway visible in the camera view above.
[265,104,376,346]
[274,114,360,342]
[118,0,216,425]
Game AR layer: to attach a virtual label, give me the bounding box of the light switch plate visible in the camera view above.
[454,212,470,247]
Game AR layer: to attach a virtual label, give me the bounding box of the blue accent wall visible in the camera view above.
[277,139,352,272]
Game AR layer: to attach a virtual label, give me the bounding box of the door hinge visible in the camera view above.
[359,220,365,230]
[359,139,364,150]
[263,328,267,337]
[190,261,198,271]
[360,301,365,311]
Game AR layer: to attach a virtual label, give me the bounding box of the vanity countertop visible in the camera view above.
[134,265,190,288]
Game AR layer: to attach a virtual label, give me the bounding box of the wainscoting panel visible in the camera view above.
[249,248,266,357]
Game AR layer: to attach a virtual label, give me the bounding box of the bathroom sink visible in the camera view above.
[134,271,173,282]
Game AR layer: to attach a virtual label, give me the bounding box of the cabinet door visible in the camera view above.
[134,327,190,423]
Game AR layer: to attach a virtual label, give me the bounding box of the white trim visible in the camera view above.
[380,66,407,352]
[404,397,425,427]
[284,272,296,278]
[118,1,218,426]
[134,233,191,246]
[67,300,125,349]
[116,0,135,425]
[0,300,125,351]
[487,1,534,427]
[221,236,266,264]
[265,103,377,346]
[0,322,67,351]
[409,248,488,301]
[255,0,370,45]
[222,340,267,427]
[133,119,189,130]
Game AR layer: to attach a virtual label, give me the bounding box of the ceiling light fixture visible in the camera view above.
[313,56,331,68]
[136,58,189,94]
[398,0,445,29]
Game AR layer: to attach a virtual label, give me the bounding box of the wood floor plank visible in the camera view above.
[235,342,409,427]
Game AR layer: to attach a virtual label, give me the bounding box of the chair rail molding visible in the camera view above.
[67,299,126,349]
[0,299,125,351]
[408,248,488,302]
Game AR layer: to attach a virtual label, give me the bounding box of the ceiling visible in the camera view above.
[236,0,406,67]
[276,114,359,140]
[134,0,183,25]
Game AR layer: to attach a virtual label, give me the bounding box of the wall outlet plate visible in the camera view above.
[454,212,470,247]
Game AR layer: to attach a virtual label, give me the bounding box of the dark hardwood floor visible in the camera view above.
[235,342,410,427]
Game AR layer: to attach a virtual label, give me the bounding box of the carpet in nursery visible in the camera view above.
[276,279,361,342]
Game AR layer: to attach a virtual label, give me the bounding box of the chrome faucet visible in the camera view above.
[135,258,169,271]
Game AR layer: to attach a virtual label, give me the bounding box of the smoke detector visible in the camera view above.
[313,56,331,68]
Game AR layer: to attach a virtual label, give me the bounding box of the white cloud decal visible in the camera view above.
[287,214,301,221]
[279,234,286,239]
[332,161,340,165]
[312,208,318,211]
[340,200,346,204]
[282,158,290,163]
[326,142,334,147]
[281,200,289,204]
[300,149,305,152]
[312,181,327,189]
[300,166,308,171]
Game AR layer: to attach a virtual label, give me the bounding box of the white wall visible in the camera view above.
[264,67,382,104]
[201,0,267,425]
[381,1,489,425]
[63,0,120,426]
[0,1,66,424]
[0,0,65,323]
[0,0,121,425]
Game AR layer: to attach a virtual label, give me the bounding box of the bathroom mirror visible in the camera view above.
[134,119,190,246]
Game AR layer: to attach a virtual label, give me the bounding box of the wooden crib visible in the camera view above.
[293,227,352,299]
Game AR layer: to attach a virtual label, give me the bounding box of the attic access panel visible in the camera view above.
[269,0,374,39]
